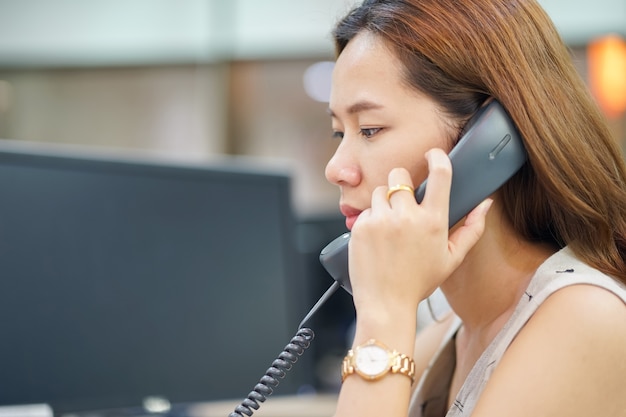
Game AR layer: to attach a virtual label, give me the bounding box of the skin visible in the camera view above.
[326,31,626,417]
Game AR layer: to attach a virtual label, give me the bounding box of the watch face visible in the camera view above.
[354,344,390,378]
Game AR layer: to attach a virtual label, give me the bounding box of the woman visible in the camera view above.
[325,0,626,416]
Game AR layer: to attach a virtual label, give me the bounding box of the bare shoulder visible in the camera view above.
[412,311,458,387]
[473,284,626,417]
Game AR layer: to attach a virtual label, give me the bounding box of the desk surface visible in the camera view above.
[188,394,338,417]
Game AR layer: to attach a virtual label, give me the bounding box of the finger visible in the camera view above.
[448,198,492,266]
[371,185,389,213]
[421,149,453,214]
[387,167,416,206]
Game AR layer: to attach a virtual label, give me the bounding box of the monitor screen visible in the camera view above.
[0,141,311,414]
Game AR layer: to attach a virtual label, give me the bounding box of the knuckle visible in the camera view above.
[375,184,387,194]
[422,212,447,232]
[389,167,407,176]
[388,167,411,183]
[430,162,452,177]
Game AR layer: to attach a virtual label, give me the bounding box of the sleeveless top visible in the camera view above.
[408,246,626,417]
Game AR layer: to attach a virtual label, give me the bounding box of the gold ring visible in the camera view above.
[386,184,415,201]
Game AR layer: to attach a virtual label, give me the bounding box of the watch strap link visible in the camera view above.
[391,351,415,384]
[341,349,355,381]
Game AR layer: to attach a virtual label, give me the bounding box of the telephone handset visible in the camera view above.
[319,99,527,294]
[229,99,526,417]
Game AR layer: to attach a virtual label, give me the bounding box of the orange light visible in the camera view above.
[588,34,626,119]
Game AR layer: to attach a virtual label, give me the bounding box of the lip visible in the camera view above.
[340,204,363,231]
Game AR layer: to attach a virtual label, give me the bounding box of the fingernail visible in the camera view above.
[481,198,494,214]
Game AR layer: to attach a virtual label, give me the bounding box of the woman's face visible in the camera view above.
[326,31,455,230]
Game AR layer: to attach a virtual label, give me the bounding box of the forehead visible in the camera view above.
[333,31,404,83]
[330,31,414,110]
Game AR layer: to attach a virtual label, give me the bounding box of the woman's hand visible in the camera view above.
[348,148,492,315]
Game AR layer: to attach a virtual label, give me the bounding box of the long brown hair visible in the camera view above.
[333,0,626,283]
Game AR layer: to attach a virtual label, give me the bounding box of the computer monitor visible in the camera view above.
[0,140,311,414]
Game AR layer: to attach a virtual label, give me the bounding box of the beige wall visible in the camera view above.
[0,65,229,157]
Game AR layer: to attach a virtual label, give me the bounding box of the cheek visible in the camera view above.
[399,151,430,188]
[364,161,392,189]
[402,138,454,188]
[386,136,448,188]
[410,161,430,188]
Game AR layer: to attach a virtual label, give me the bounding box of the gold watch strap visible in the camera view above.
[391,351,416,383]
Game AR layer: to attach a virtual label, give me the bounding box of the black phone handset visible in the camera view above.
[229,99,526,417]
[319,99,528,294]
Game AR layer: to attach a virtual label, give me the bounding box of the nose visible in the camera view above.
[325,139,360,187]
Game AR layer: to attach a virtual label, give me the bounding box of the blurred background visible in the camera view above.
[0,0,624,415]
[0,0,625,213]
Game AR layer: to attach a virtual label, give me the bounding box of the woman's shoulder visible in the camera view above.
[470,253,626,417]
[528,246,626,301]
[534,279,626,338]
[530,271,626,349]
[471,282,626,416]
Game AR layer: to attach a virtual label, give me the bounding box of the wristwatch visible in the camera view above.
[341,339,415,384]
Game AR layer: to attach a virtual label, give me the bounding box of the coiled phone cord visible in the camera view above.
[228,327,314,417]
[228,281,341,417]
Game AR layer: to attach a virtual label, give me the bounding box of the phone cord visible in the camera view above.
[228,281,340,417]
[228,327,314,417]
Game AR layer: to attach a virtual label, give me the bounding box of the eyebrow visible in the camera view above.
[327,100,384,118]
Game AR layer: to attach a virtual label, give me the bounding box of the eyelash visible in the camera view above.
[332,128,382,140]
[360,127,381,138]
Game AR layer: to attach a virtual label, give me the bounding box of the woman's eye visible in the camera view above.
[360,127,382,138]
[332,131,345,140]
